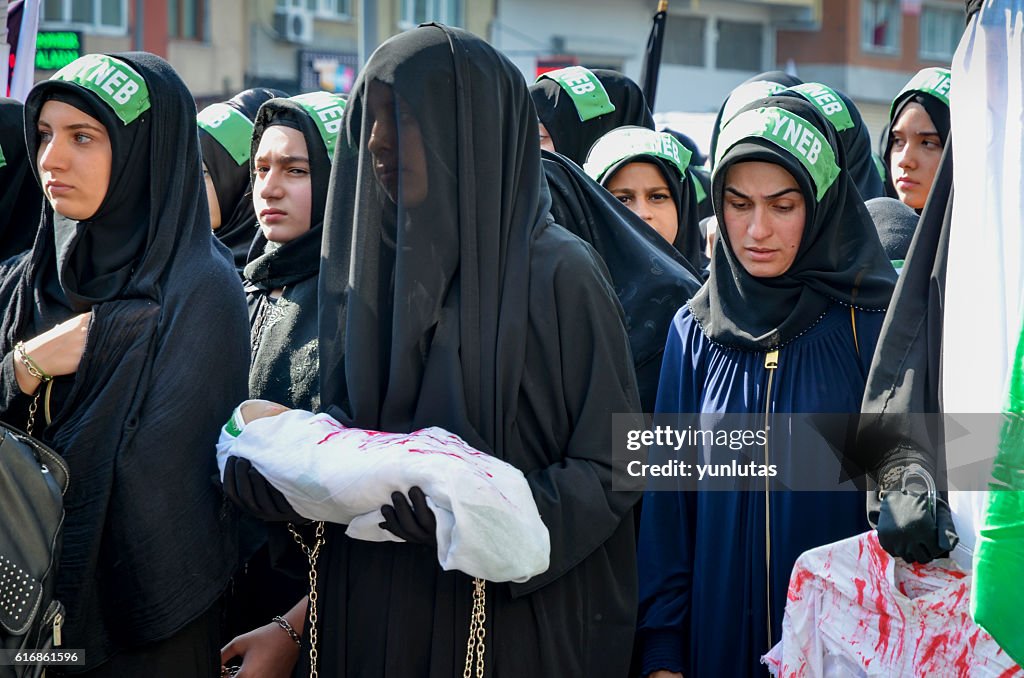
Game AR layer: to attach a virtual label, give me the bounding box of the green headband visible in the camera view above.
[715,106,840,202]
[892,67,951,116]
[721,80,786,126]
[51,54,151,125]
[788,83,854,132]
[198,103,255,165]
[0,143,6,169]
[537,67,616,122]
[289,91,346,158]
[584,127,692,182]
[690,171,707,203]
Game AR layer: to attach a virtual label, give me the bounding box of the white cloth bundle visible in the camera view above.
[216,404,550,583]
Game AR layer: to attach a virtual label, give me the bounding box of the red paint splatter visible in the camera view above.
[317,430,344,445]
[949,582,968,613]
[789,567,813,602]
[918,632,949,667]
[953,629,981,677]
[854,578,867,606]
[998,664,1023,678]
[873,592,892,658]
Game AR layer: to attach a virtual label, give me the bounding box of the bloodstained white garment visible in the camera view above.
[762,532,1020,678]
[217,405,550,583]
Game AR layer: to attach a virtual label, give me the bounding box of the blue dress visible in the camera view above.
[638,301,885,677]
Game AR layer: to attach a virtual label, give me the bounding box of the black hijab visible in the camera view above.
[585,125,708,274]
[866,196,919,263]
[691,95,896,351]
[320,24,554,447]
[530,67,655,166]
[882,67,951,199]
[25,81,151,313]
[0,98,42,261]
[781,82,885,200]
[199,87,288,272]
[2,52,249,663]
[244,92,343,290]
[708,71,803,171]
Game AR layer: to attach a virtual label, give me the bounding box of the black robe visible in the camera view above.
[542,150,702,411]
[855,142,955,506]
[244,95,332,413]
[0,53,249,669]
[0,98,42,261]
[312,24,642,677]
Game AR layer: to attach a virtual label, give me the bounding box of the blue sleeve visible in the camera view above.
[637,309,698,675]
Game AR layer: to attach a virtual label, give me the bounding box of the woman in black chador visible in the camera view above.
[0,52,249,675]
[0,97,43,262]
[226,24,644,678]
[198,87,288,274]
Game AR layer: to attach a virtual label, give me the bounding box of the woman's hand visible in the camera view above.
[220,622,301,678]
[13,312,91,394]
[648,671,684,678]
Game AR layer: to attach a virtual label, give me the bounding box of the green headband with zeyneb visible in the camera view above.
[891,67,951,116]
[584,126,692,182]
[537,66,616,122]
[198,104,255,165]
[51,54,151,125]
[787,83,854,132]
[715,106,840,202]
[288,91,346,158]
[720,80,786,126]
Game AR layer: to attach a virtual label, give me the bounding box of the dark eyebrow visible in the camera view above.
[37,120,106,134]
[253,154,310,164]
[915,130,940,137]
[725,186,800,200]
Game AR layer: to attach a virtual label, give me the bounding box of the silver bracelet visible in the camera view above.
[272,615,302,647]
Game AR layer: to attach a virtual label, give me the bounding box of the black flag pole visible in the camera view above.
[639,0,669,111]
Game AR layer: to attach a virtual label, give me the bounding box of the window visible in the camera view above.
[168,0,204,41]
[716,20,763,71]
[919,4,961,59]
[861,0,902,53]
[316,0,351,18]
[663,16,706,67]
[41,0,126,33]
[400,0,463,28]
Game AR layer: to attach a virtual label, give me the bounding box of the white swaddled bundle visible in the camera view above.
[216,403,550,583]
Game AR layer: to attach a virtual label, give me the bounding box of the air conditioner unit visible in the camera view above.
[274,7,314,45]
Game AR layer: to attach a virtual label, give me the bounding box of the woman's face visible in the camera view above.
[36,99,112,220]
[722,160,806,278]
[252,125,313,243]
[604,161,679,245]
[203,162,221,231]
[889,102,943,210]
[366,81,429,208]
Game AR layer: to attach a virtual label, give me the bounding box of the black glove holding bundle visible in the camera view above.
[380,486,437,545]
[872,463,959,564]
[222,456,306,523]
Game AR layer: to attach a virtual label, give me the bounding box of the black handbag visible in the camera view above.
[0,422,68,678]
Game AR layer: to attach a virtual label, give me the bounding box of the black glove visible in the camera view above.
[380,486,437,545]
[222,456,306,523]
[876,489,959,564]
